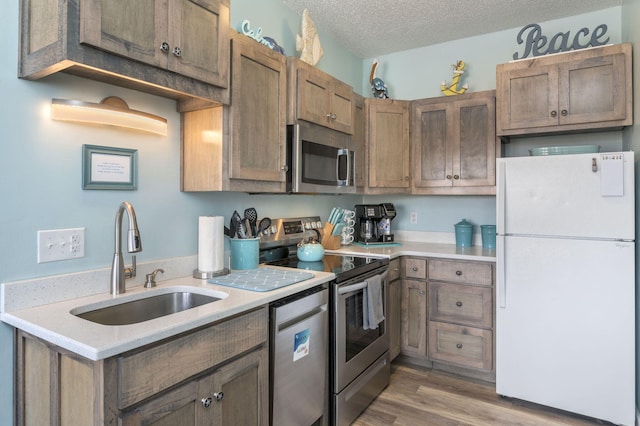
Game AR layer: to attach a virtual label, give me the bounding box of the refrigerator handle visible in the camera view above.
[497,161,506,234]
[497,235,506,308]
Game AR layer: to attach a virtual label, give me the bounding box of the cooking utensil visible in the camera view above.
[257,217,271,235]
[244,208,258,236]
[244,218,253,237]
[231,210,244,238]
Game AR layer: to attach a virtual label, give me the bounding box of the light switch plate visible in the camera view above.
[37,227,85,263]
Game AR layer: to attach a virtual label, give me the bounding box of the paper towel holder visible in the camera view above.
[193,268,229,279]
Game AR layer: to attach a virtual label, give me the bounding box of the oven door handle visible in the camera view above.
[338,281,367,295]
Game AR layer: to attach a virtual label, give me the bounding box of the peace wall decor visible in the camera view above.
[513,23,610,60]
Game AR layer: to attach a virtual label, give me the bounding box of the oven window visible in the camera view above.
[344,291,385,362]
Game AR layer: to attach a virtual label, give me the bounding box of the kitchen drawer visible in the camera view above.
[428,259,493,286]
[428,282,492,328]
[403,257,427,280]
[116,307,267,409]
[388,258,401,281]
[428,321,492,371]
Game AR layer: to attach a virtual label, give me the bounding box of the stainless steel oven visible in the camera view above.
[287,121,355,194]
[332,265,390,426]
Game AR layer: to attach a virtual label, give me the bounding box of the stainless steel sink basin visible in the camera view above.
[73,290,224,326]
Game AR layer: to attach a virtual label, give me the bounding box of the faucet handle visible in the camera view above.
[145,268,165,288]
[124,255,137,279]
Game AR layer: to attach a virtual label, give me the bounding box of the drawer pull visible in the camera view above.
[418,290,425,296]
[214,391,224,401]
[456,343,463,349]
[456,301,463,307]
[201,397,212,408]
[412,266,418,272]
[455,270,462,276]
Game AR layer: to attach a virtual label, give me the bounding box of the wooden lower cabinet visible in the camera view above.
[119,348,267,426]
[398,256,495,382]
[400,279,427,357]
[387,258,402,360]
[16,307,269,426]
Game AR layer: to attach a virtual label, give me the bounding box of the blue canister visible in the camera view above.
[229,237,259,270]
[454,219,474,247]
[481,225,496,249]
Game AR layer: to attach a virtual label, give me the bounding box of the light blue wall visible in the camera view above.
[362,8,625,233]
[230,1,362,89]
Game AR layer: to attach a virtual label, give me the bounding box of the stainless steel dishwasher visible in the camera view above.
[270,284,328,426]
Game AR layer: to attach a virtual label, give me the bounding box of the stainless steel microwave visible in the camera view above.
[287,122,355,194]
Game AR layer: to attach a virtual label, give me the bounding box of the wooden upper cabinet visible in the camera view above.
[19,0,230,107]
[228,32,286,186]
[181,33,287,192]
[80,0,229,87]
[287,57,355,134]
[412,91,498,195]
[365,98,411,194]
[496,43,632,136]
[353,93,367,190]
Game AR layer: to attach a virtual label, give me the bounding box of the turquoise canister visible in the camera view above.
[454,219,474,247]
[229,237,259,270]
[481,225,496,249]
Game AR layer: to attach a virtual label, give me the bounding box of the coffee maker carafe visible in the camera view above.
[355,203,396,244]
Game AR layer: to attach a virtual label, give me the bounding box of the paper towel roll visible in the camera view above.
[198,216,224,272]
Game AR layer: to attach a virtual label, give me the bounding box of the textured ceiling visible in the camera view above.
[281,0,624,58]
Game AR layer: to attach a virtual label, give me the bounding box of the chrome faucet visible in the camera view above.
[110,201,142,295]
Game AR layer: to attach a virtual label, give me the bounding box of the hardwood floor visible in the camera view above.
[353,362,611,426]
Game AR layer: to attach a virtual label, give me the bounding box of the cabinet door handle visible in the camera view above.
[418,290,425,296]
[404,176,410,181]
[550,110,558,117]
[173,46,182,57]
[326,113,337,120]
[561,109,568,116]
[455,270,462,276]
[201,397,212,408]
[446,175,452,180]
[453,175,459,180]
[456,301,463,307]
[281,165,289,172]
[214,391,224,401]
[160,42,170,53]
[456,343,463,349]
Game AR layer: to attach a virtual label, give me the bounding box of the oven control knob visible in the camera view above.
[315,221,322,228]
[304,222,311,229]
[270,225,277,234]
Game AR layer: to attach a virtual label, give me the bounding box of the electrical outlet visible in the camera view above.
[37,227,85,263]
[410,211,418,225]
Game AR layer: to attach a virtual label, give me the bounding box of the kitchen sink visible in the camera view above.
[71,289,226,326]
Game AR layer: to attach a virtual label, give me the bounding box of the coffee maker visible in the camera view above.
[355,203,396,244]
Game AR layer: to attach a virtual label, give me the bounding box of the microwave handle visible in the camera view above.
[337,149,350,186]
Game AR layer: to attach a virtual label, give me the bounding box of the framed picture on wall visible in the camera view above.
[82,144,138,190]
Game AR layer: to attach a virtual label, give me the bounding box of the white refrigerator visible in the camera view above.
[496,151,636,426]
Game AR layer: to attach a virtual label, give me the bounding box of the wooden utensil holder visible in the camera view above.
[321,222,341,250]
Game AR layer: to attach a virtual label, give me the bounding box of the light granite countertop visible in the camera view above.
[327,240,496,262]
[1,265,334,361]
[1,239,494,362]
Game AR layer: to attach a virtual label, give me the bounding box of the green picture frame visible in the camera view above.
[82,145,138,190]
